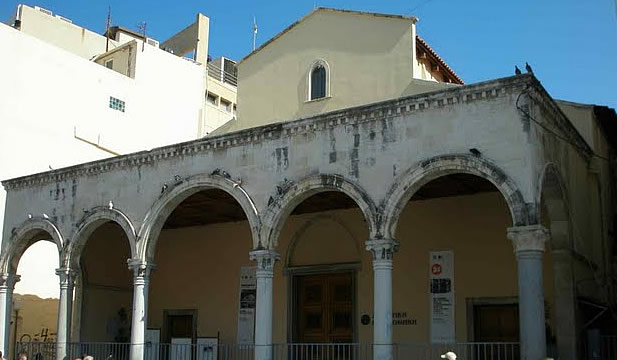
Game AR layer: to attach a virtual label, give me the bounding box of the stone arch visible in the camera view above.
[284,214,362,269]
[537,164,578,357]
[64,207,137,269]
[261,174,378,249]
[381,154,529,239]
[0,217,63,274]
[537,163,570,224]
[138,173,261,262]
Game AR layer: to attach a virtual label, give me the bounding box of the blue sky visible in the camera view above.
[2,0,616,108]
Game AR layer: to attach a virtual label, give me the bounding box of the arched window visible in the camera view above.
[309,60,329,101]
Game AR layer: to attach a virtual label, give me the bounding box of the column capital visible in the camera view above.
[249,249,280,276]
[127,259,155,279]
[55,267,77,289]
[366,238,399,262]
[0,274,20,290]
[507,225,549,254]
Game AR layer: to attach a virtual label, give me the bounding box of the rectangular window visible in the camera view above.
[105,59,114,69]
[206,92,218,106]
[220,98,232,112]
[109,96,125,112]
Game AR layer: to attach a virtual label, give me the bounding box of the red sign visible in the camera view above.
[431,263,442,275]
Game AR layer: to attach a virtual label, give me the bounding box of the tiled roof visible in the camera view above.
[416,35,464,85]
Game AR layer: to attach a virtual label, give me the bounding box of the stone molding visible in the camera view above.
[366,238,399,263]
[2,75,534,192]
[507,225,549,254]
[0,274,20,290]
[55,267,77,289]
[66,206,138,268]
[127,259,155,280]
[381,154,530,240]
[250,249,280,277]
[139,173,262,260]
[1,217,64,274]
[261,174,378,248]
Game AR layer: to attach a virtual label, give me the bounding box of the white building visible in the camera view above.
[0,4,238,241]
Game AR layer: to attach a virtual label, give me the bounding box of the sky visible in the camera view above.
[1,0,616,298]
[1,0,616,108]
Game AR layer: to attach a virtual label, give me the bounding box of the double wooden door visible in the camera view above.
[296,273,354,344]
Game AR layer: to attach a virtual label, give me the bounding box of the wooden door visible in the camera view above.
[296,273,353,343]
[473,304,520,360]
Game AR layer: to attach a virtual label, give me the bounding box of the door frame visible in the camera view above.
[162,309,198,344]
[286,262,360,344]
[465,297,518,342]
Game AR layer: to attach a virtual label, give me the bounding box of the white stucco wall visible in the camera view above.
[0,22,205,240]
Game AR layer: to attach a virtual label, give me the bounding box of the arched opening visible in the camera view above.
[309,61,329,101]
[274,190,371,349]
[538,164,582,360]
[390,173,553,359]
[77,221,133,358]
[7,226,61,360]
[147,187,253,354]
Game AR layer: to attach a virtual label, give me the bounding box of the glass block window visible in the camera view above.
[109,96,125,112]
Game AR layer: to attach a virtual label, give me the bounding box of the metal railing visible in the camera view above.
[15,341,56,360]
[67,342,131,360]
[16,341,520,360]
[207,63,237,87]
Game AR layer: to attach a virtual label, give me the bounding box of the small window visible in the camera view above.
[233,104,237,114]
[206,92,218,106]
[109,96,125,112]
[220,98,232,112]
[105,59,113,69]
[308,60,329,101]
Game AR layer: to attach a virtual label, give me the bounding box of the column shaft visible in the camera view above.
[0,274,18,357]
[250,250,279,360]
[366,239,398,360]
[56,268,75,360]
[508,225,548,360]
[129,262,152,360]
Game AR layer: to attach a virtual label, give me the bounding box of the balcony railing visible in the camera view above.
[16,341,523,360]
[207,63,237,87]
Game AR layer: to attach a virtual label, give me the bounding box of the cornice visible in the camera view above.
[2,74,535,192]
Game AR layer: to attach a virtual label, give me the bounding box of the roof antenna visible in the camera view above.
[252,16,258,51]
[137,21,147,51]
[105,5,111,52]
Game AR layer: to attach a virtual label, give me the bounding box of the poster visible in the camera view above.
[197,337,218,360]
[237,266,257,344]
[429,250,455,343]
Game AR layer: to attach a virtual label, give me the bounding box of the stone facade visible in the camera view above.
[0,74,615,360]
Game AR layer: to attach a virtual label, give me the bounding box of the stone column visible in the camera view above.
[249,250,280,360]
[129,261,153,360]
[366,239,399,360]
[56,268,76,360]
[507,225,549,360]
[0,274,19,357]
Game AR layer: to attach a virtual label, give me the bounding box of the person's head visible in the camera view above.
[441,352,457,360]
[73,357,82,360]
[84,356,94,360]
[18,353,27,360]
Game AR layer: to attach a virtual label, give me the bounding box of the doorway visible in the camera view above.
[294,272,354,343]
[163,310,196,360]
